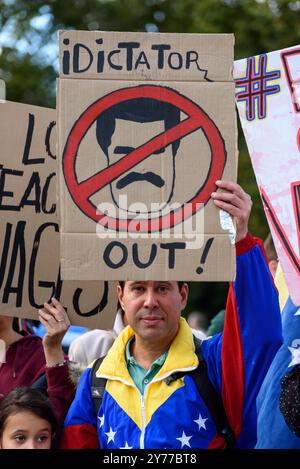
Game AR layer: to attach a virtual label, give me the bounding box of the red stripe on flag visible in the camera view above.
[60,423,99,449]
[221,283,244,438]
[208,433,227,449]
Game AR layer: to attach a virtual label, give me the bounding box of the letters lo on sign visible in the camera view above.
[234,45,300,305]
[59,31,237,281]
[0,101,117,327]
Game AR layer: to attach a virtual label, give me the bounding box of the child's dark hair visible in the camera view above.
[0,387,58,440]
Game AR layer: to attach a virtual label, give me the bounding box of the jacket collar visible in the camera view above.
[97,317,198,381]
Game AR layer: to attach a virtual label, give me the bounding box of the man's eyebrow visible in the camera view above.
[114,146,166,155]
[128,281,146,286]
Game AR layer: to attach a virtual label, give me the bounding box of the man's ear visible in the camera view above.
[180,283,189,310]
[117,285,124,310]
[268,259,278,279]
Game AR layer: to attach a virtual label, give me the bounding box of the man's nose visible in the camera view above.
[143,289,159,309]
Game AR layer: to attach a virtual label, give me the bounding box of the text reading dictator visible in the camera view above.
[62,39,207,75]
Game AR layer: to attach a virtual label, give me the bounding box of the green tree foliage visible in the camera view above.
[1,0,299,318]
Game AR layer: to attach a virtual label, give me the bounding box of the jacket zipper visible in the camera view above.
[140,392,146,449]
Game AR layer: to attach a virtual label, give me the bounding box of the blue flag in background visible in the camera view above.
[256,296,300,448]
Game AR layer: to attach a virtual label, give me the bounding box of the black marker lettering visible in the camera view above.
[28,223,58,308]
[73,281,109,317]
[95,38,104,73]
[196,238,214,274]
[2,221,26,307]
[168,52,183,70]
[0,223,12,289]
[62,38,70,74]
[0,167,23,211]
[151,44,171,69]
[45,121,56,160]
[41,172,56,214]
[132,243,157,268]
[160,242,186,269]
[103,241,128,268]
[134,51,150,70]
[107,50,122,70]
[19,172,41,213]
[118,42,140,71]
[186,51,202,72]
[97,51,105,72]
[22,113,45,165]
[73,43,93,73]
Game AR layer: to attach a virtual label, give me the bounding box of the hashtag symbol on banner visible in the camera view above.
[235,54,281,121]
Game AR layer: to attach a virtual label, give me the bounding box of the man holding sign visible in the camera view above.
[59,180,282,449]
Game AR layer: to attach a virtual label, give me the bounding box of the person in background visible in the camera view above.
[206,232,277,338]
[68,308,126,373]
[263,232,278,278]
[206,309,225,337]
[187,311,207,339]
[279,361,300,438]
[255,232,300,448]
[0,298,75,425]
[0,387,57,449]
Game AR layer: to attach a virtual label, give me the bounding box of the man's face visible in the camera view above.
[117,281,188,344]
[108,119,175,214]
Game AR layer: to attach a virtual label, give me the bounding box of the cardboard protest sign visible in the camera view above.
[59,31,237,281]
[0,100,117,326]
[234,45,300,305]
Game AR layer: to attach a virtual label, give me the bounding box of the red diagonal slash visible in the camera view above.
[63,85,226,232]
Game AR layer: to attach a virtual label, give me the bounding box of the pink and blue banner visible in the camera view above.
[234,45,300,305]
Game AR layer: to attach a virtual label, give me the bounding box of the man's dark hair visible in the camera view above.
[0,387,58,439]
[96,97,181,158]
[118,281,185,291]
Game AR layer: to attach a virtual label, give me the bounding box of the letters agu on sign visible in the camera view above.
[59,31,237,282]
[0,101,117,327]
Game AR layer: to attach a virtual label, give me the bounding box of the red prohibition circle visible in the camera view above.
[63,85,226,232]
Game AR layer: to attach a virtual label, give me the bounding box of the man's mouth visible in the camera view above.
[116,172,165,189]
[140,315,164,326]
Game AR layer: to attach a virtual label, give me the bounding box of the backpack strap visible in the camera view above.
[165,336,235,448]
[90,356,107,415]
[191,337,235,448]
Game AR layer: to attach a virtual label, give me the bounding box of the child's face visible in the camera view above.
[0,410,52,449]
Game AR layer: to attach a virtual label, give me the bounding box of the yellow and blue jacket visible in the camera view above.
[61,234,282,449]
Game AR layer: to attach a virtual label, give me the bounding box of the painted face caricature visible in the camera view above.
[96,98,181,215]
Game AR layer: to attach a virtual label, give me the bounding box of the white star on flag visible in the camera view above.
[288,345,300,367]
[176,431,192,448]
[295,308,300,316]
[98,414,105,428]
[120,442,133,449]
[105,427,117,443]
[194,413,208,430]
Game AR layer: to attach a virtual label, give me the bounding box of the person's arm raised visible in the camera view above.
[38,297,70,366]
